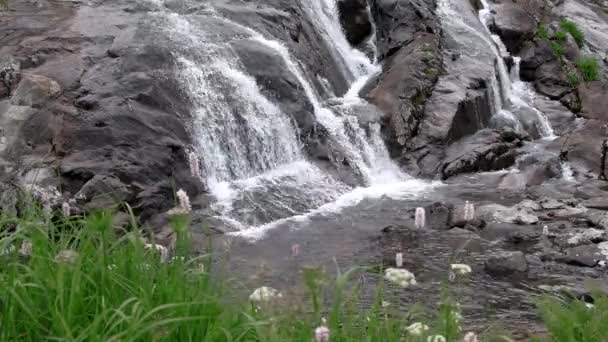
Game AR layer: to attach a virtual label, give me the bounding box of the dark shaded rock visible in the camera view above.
[489,4,537,54]
[519,39,557,81]
[10,74,61,108]
[338,0,373,46]
[439,129,523,179]
[578,81,608,122]
[369,0,439,60]
[562,34,581,62]
[427,202,453,230]
[574,180,608,199]
[482,222,541,245]
[485,251,528,274]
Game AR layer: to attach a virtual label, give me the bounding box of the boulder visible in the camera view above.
[485,251,528,274]
[490,4,537,54]
[10,74,61,108]
[519,39,557,81]
[337,0,373,46]
[582,197,608,210]
[534,61,572,100]
[439,129,523,179]
[478,203,539,225]
[562,244,602,267]
[560,119,604,176]
[364,33,441,156]
[577,81,608,122]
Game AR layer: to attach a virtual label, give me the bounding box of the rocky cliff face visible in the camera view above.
[1,0,608,228]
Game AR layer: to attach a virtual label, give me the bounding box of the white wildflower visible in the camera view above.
[395,252,404,267]
[427,335,446,342]
[381,300,391,308]
[314,318,330,342]
[249,286,282,302]
[188,151,201,177]
[385,268,416,288]
[176,189,192,213]
[406,322,429,336]
[145,243,169,263]
[464,332,479,342]
[62,202,70,217]
[167,207,190,217]
[464,201,475,221]
[585,302,595,309]
[291,243,301,257]
[542,225,549,236]
[415,207,426,229]
[451,263,472,275]
[19,240,32,257]
[54,249,79,265]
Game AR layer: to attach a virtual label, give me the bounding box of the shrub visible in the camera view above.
[536,294,608,342]
[576,56,601,82]
[536,24,550,39]
[550,41,565,58]
[554,30,568,42]
[560,19,585,47]
[567,71,581,87]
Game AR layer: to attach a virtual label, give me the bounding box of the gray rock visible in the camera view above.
[562,244,602,267]
[582,197,608,210]
[439,129,523,179]
[478,203,540,225]
[485,251,528,274]
[540,197,566,210]
[10,74,61,108]
[578,81,608,122]
[490,3,537,54]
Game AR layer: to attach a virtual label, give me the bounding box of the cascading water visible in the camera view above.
[158,0,432,237]
[477,0,556,139]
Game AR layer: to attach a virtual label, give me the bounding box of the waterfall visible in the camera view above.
[155,0,421,233]
[477,0,556,139]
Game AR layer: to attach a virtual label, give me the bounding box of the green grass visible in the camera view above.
[0,203,481,341]
[554,30,568,42]
[550,41,565,58]
[560,19,585,47]
[536,294,608,342]
[536,24,550,39]
[567,71,581,87]
[576,56,601,82]
[1,201,607,341]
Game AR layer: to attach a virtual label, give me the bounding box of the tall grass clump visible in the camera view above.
[560,19,585,47]
[576,56,601,82]
[536,293,608,342]
[0,198,483,341]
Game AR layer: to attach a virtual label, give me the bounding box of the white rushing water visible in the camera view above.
[478,0,557,139]
[154,0,434,238]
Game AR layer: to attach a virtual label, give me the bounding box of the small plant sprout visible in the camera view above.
[291,243,301,257]
[415,207,426,229]
[395,252,404,267]
[427,335,446,342]
[314,318,330,342]
[249,286,282,302]
[464,332,479,342]
[188,151,201,178]
[145,243,169,263]
[451,263,472,275]
[464,201,475,221]
[62,202,71,217]
[406,322,429,336]
[384,268,416,288]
